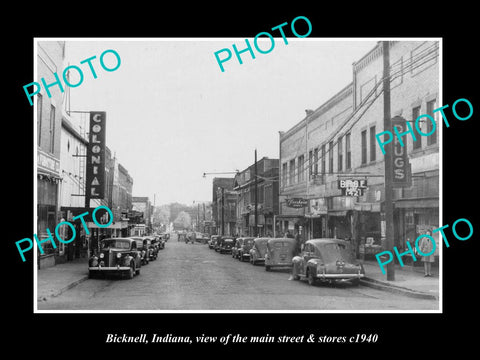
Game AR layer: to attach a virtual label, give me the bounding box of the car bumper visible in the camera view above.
[317,273,365,280]
[89,266,131,272]
[266,262,292,266]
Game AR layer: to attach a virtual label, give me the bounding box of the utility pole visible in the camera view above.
[221,187,225,236]
[254,148,258,237]
[382,41,395,281]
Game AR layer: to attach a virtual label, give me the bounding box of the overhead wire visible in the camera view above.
[282,42,440,181]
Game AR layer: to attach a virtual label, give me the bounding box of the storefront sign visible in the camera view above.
[392,116,412,188]
[85,111,106,199]
[37,149,60,175]
[16,205,113,262]
[286,198,308,208]
[338,179,367,196]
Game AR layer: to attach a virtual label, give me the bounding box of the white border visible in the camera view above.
[33,37,442,314]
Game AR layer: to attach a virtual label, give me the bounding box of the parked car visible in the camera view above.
[144,236,158,260]
[231,238,243,258]
[291,239,365,286]
[214,236,223,252]
[142,237,155,261]
[264,238,297,271]
[130,236,149,265]
[209,235,220,249]
[249,237,270,265]
[219,237,235,254]
[154,234,166,249]
[88,237,141,279]
[236,237,255,262]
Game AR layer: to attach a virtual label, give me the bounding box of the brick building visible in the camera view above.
[36,41,65,268]
[279,40,440,258]
[233,157,279,237]
[212,177,234,235]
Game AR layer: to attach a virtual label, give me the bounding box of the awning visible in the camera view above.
[87,221,129,229]
[395,198,439,209]
[328,211,348,217]
[275,214,305,220]
[354,202,381,212]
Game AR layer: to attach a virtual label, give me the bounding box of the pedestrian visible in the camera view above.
[294,231,301,256]
[419,230,435,277]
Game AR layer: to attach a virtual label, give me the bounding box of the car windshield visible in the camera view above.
[318,243,352,263]
[101,239,130,250]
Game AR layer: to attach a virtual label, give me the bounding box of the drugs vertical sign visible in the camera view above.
[86,111,106,199]
[392,116,411,188]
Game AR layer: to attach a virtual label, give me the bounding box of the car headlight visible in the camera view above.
[317,264,326,275]
[99,253,104,259]
[116,253,122,258]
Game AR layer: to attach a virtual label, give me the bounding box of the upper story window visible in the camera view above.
[361,130,367,164]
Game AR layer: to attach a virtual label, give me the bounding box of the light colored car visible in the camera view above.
[292,239,365,286]
[264,238,297,271]
[249,238,270,265]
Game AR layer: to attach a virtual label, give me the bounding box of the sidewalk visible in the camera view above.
[37,257,89,302]
[360,259,440,300]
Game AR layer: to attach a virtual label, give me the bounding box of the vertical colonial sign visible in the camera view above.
[86,111,106,200]
[391,116,412,188]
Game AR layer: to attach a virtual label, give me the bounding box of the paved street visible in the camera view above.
[38,235,437,311]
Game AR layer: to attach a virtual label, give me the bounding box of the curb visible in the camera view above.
[37,275,89,302]
[360,277,438,300]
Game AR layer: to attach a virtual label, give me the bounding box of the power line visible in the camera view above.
[282,42,439,179]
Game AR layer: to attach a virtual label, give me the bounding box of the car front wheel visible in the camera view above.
[127,264,134,279]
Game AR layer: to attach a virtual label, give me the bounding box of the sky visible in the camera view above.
[61,38,377,205]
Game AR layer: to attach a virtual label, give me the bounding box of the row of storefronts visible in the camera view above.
[36,41,147,269]
[278,40,440,261]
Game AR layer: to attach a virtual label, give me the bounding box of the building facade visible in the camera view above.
[36,41,65,268]
[132,196,153,236]
[212,177,235,235]
[234,157,279,237]
[279,41,440,259]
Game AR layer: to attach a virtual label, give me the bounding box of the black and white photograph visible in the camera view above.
[7,6,479,355]
[33,38,441,312]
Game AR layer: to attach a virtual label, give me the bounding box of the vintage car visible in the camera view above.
[130,236,149,265]
[249,237,270,265]
[291,239,365,286]
[264,238,297,271]
[154,234,166,249]
[233,237,254,261]
[214,236,224,251]
[219,237,235,254]
[88,238,141,279]
[238,237,255,262]
[231,237,243,258]
[144,236,158,260]
[142,237,155,261]
[209,235,220,249]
